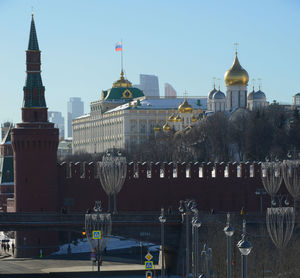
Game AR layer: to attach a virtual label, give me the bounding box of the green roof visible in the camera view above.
[104,87,144,101]
[23,75,46,107]
[0,127,14,184]
[0,157,14,184]
[28,15,39,51]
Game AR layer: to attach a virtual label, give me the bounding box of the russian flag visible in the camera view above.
[115,42,122,51]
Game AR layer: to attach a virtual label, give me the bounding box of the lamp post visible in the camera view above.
[224,213,234,278]
[85,201,112,273]
[98,149,127,214]
[237,220,252,278]
[179,199,197,278]
[192,212,201,278]
[159,208,166,278]
[255,188,267,214]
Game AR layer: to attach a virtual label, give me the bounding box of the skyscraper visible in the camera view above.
[1,122,12,141]
[48,111,65,140]
[134,74,159,98]
[67,97,84,137]
[164,83,177,98]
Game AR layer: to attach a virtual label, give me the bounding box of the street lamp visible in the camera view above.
[237,220,252,278]
[224,213,234,278]
[179,199,197,278]
[98,149,127,214]
[255,188,267,214]
[159,208,166,278]
[85,201,112,273]
[261,161,283,206]
[192,212,201,278]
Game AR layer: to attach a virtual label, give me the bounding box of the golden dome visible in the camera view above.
[224,53,249,86]
[175,114,182,122]
[154,126,161,132]
[168,110,176,122]
[178,99,193,113]
[163,122,171,131]
[113,70,132,88]
[191,115,197,122]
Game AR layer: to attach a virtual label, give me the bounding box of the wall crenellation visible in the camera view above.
[58,161,262,181]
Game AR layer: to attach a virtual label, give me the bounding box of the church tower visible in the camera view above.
[11,14,59,212]
[224,50,249,111]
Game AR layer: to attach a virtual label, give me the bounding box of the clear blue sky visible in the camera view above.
[0,0,299,124]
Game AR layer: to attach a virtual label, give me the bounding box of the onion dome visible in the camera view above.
[154,125,161,132]
[254,89,266,100]
[175,114,182,122]
[178,99,193,113]
[168,110,176,122]
[208,85,217,100]
[212,90,225,99]
[163,122,171,131]
[247,87,255,100]
[191,115,197,122]
[224,52,249,86]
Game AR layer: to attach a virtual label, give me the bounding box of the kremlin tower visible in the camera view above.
[10,14,59,212]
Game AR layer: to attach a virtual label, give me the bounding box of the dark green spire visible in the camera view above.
[28,13,39,51]
[23,14,47,110]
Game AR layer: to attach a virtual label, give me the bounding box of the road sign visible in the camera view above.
[92,230,102,239]
[145,261,153,270]
[145,252,153,261]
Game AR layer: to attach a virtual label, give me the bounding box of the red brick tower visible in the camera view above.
[11,14,59,212]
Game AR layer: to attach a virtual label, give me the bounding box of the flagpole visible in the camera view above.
[121,39,123,72]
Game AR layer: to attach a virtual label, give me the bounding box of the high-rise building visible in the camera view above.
[164,83,177,98]
[67,97,84,137]
[293,93,300,107]
[48,111,65,140]
[134,74,159,98]
[1,122,12,141]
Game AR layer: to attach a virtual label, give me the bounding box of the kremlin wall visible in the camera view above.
[56,161,271,213]
[0,15,274,215]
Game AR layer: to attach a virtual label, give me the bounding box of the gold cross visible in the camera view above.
[184,90,188,99]
[234,42,239,54]
[257,78,262,90]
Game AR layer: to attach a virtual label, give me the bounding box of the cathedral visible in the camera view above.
[207,51,267,113]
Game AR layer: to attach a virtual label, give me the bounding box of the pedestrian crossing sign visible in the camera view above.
[145,261,153,270]
[92,230,102,239]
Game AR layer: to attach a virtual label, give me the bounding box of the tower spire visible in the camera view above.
[22,14,47,122]
[28,13,39,51]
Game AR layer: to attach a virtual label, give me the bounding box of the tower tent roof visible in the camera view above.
[28,14,39,51]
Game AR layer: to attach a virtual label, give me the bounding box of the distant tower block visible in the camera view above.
[11,14,59,212]
[164,83,177,98]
